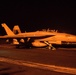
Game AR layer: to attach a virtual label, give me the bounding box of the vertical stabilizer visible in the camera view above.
[1,23,15,35]
[13,25,21,34]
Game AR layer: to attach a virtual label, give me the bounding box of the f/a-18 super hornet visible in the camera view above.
[0,23,76,50]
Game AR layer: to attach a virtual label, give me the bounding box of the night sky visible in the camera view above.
[0,1,76,35]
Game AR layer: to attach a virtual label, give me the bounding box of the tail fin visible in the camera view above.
[13,25,21,34]
[1,23,15,35]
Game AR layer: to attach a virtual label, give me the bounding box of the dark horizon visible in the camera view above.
[0,1,76,35]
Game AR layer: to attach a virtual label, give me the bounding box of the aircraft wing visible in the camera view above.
[0,35,54,39]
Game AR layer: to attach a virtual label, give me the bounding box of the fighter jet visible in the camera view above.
[1,23,76,50]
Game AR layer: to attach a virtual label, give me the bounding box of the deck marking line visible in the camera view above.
[0,57,76,74]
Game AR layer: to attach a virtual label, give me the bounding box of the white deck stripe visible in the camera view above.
[0,57,76,74]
